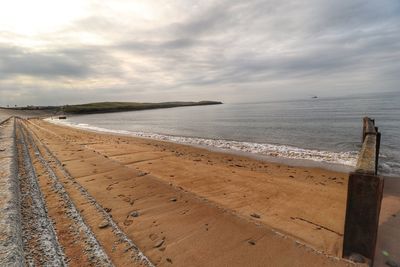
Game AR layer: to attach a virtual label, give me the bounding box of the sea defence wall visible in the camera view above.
[0,117,24,266]
[343,117,384,266]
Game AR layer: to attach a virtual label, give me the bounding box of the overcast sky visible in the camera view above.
[0,0,399,105]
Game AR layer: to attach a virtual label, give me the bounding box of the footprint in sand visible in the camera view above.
[149,233,159,241]
[123,219,133,226]
[118,194,135,205]
[106,185,113,191]
[180,209,190,215]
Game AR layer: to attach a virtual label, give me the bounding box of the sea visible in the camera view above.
[48,91,400,177]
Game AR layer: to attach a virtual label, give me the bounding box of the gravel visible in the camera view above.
[0,118,24,266]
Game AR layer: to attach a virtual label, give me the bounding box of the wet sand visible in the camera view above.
[11,117,364,266]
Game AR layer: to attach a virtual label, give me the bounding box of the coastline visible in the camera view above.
[46,117,357,174]
[13,114,400,265]
[1,115,398,265]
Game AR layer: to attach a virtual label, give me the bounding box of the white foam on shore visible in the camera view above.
[46,118,358,167]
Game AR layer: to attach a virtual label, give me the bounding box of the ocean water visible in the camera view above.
[48,91,400,177]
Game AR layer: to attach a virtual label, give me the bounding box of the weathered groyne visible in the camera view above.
[0,117,24,266]
[343,117,384,266]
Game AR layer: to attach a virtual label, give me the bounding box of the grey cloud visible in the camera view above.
[0,44,122,79]
[91,1,400,86]
[1,0,400,105]
[112,0,400,89]
[0,45,90,78]
[312,0,400,32]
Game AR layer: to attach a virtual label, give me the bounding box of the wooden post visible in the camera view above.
[343,117,384,266]
[375,131,381,175]
[343,173,384,264]
[362,117,368,142]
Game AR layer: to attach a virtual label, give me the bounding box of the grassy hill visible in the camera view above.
[62,101,222,114]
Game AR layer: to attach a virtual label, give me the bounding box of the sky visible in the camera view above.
[0,0,399,106]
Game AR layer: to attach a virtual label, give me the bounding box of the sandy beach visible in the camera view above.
[4,116,365,266]
[2,114,398,266]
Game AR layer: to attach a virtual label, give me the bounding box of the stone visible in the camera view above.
[248,240,256,245]
[154,239,164,248]
[170,198,177,202]
[98,220,109,229]
[250,213,261,219]
[130,211,140,217]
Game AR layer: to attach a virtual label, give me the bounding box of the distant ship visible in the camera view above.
[311,96,318,99]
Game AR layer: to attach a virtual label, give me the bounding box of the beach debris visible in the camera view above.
[250,213,261,219]
[98,220,110,229]
[386,260,399,267]
[154,239,165,248]
[130,211,140,217]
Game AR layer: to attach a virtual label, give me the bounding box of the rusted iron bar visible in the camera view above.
[343,117,384,266]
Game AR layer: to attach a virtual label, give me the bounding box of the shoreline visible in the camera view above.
[46,117,357,175]
[31,118,351,255]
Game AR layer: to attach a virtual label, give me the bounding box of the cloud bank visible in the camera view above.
[0,0,399,105]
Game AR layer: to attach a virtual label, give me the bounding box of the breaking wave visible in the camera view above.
[46,118,359,167]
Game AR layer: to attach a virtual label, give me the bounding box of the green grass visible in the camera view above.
[62,101,222,114]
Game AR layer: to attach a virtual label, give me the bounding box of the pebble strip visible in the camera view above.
[17,121,67,266]
[25,120,155,267]
[19,121,114,266]
[0,118,24,267]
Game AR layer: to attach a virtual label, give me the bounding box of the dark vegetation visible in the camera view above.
[1,101,223,115]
